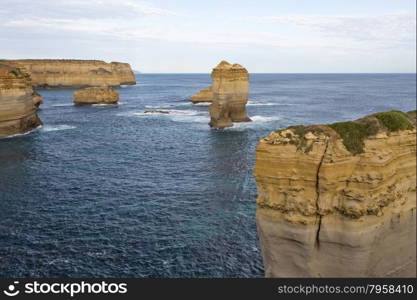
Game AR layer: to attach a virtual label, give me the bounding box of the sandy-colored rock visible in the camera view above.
[0,59,136,87]
[254,111,416,277]
[73,87,119,105]
[0,63,42,137]
[32,91,43,108]
[209,61,251,129]
[190,87,213,103]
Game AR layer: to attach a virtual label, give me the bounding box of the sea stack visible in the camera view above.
[0,59,136,87]
[254,110,416,277]
[190,87,213,103]
[0,63,42,137]
[73,87,119,105]
[209,61,251,129]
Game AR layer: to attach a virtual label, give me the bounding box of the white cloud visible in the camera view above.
[253,12,416,45]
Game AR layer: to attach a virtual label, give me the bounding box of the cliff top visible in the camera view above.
[213,60,247,72]
[264,110,416,155]
[0,59,128,65]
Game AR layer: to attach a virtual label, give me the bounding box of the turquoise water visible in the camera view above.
[0,73,415,277]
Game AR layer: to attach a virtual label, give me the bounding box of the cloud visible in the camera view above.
[0,0,180,19]
[252,12,416,45]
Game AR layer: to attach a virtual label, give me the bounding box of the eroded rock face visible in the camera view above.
[0,63,42,137]
[190,87,213,103]
[209,61,251,129]
[73,87,119,105]
[0,59,136,87]
[254,111,416,277]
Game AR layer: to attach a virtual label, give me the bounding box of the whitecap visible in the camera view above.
[247,101,294,106]
[91,103,118,107]
[51,103,73,107]
[193,102,211,107]
[0,125,42,139]
[41,125,76,132]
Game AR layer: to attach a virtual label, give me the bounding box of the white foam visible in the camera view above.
[0,125,42,139]
[51,103,73,107]
[41,125,76,132]
[193,102,211,106]
[247,101,294,106]
[117,109,209,123]
[225,115,281,131]
[91,103,118,107]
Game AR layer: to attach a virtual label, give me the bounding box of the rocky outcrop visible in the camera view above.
[0,63,42,137]
[32,91,43,108]
[73,87,119,105]
[209,61,251,129]
[0,59,136,87]
[254,111,416,277]
[190,87,213,103]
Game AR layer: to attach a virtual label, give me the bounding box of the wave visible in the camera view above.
[41,125,76,132]
[51,103,73,107]
[0,125,42,139]
[91,103,119,107]
[225,115,281,131]
[247,101,295,106]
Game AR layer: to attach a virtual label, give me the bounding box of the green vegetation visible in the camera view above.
[10,69,20,77]
[373,110,413,132]
[406,110,416,119]
[271,110,415,155]
[328,121,371,155]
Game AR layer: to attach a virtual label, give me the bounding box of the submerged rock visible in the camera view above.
[73,87,119,105]
[144,110,170,114]
[209,61,251,129]
[254,111,416,277]
[0,63,42,137]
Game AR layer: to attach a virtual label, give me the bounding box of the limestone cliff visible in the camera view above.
[73,87,119,105]
[190,87,213,103]
[0,59,136,87]
[209,61,251,129]
[0,63,42,137]
[254,111,416,277]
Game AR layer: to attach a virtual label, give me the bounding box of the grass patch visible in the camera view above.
[373,110,413,132]
[328,121,371,155]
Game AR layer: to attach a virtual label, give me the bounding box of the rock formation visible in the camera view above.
[254,110,416,277]
[208,61,251,129]
[0,59,136,87]
[73,87,119,105]
[190,87,213,103]
[0,63,42,137]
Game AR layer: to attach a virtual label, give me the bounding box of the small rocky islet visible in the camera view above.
[0,58,415,278]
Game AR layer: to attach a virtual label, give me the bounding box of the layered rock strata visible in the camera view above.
[0,63,42,137]
[73,87,119,105]
[0,59,136,87]
[209,61,251,129]
[254,111,416,277]
[190,87,213,103]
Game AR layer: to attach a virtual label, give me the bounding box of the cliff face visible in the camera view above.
[0,63,42,137]
[0,59,136,87]
[254,111,416,277]
[73,87,119,105]
[209,61,251,129]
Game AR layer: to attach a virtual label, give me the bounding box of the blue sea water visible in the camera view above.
[0,73,415,277]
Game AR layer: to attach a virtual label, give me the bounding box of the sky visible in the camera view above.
[0,0,415,73]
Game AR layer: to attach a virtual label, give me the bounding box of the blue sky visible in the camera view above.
[0,0,415,72]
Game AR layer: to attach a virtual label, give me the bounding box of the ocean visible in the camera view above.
[0,73,415,277]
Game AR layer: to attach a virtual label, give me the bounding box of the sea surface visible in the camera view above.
[0,73,415,277]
